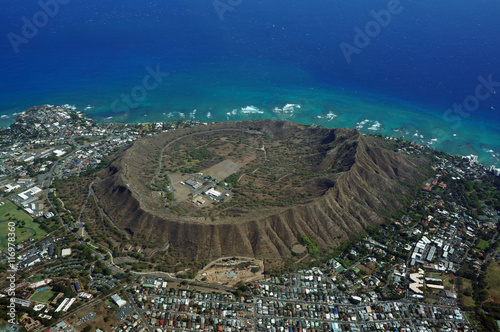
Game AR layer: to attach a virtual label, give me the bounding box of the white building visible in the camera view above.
[29,279,52,289]
[5,183,20,192]
[78,292,93,299]
[205,188,222,198]
[111,294,127,307]
[53,149,66,157]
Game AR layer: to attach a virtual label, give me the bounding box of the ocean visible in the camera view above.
[1,0,499,166]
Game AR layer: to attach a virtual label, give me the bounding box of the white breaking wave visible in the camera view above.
[356,119,382,131]
[227,106,264,118]
[62,104,77,110]
[356,119,370,129]
[241,105,263,114]
[367,121,382,131]
[273,104,301,115]
[283,104,300,112]
[428,138,438,145]
[317,111,338,121]
[326,112,337,120]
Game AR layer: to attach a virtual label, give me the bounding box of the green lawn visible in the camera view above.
[462,295,475,308]
[485,256,500,303]
[443,275,453,290]
[0,201,47,251]
[460,278,476,308]
[29,276,45,283]
[30,288,56,303]
[476,239,490,250]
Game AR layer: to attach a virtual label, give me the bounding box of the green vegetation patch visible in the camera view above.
[442,274,454,291]
[189,148,212,161]
[459,175,500,210]
[298,235,319,257]
[476,239,490,250]
[224,173,240,188]
[30,289,56,303]
[0,201,47,250]
[485,258,500,303]
[461,278,475,308]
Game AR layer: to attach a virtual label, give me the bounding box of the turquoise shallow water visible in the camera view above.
[76,61,500,168]
[1,59,498,167]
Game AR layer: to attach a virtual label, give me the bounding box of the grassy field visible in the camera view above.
[30,289,56,303]
[461,278,475,308]
[476,239,490,250]
[442,274,455,291]
[485,255,500,303]
[0,201,47,251]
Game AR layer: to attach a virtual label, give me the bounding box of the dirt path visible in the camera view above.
[295,253,310,264]
[256,144,267,161]
[276,173,292,183]
[78,178,100,227]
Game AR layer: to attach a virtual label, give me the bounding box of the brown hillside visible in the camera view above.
[93,120,429,265]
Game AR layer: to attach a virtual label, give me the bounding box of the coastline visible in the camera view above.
[0,58,498,168]
[2,103,499,171]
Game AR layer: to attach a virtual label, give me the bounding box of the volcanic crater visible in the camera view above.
[93,120,429,264]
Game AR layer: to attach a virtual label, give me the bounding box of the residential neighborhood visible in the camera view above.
[0,105,499,332]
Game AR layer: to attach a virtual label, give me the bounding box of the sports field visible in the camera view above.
[0,201,46,251]
[30,288,56,303]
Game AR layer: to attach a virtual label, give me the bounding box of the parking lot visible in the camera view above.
[116,303,134,321]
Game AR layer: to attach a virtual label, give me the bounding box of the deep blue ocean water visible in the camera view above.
[1,0,499,166]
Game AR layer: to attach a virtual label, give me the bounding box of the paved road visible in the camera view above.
[147,240,171,259]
